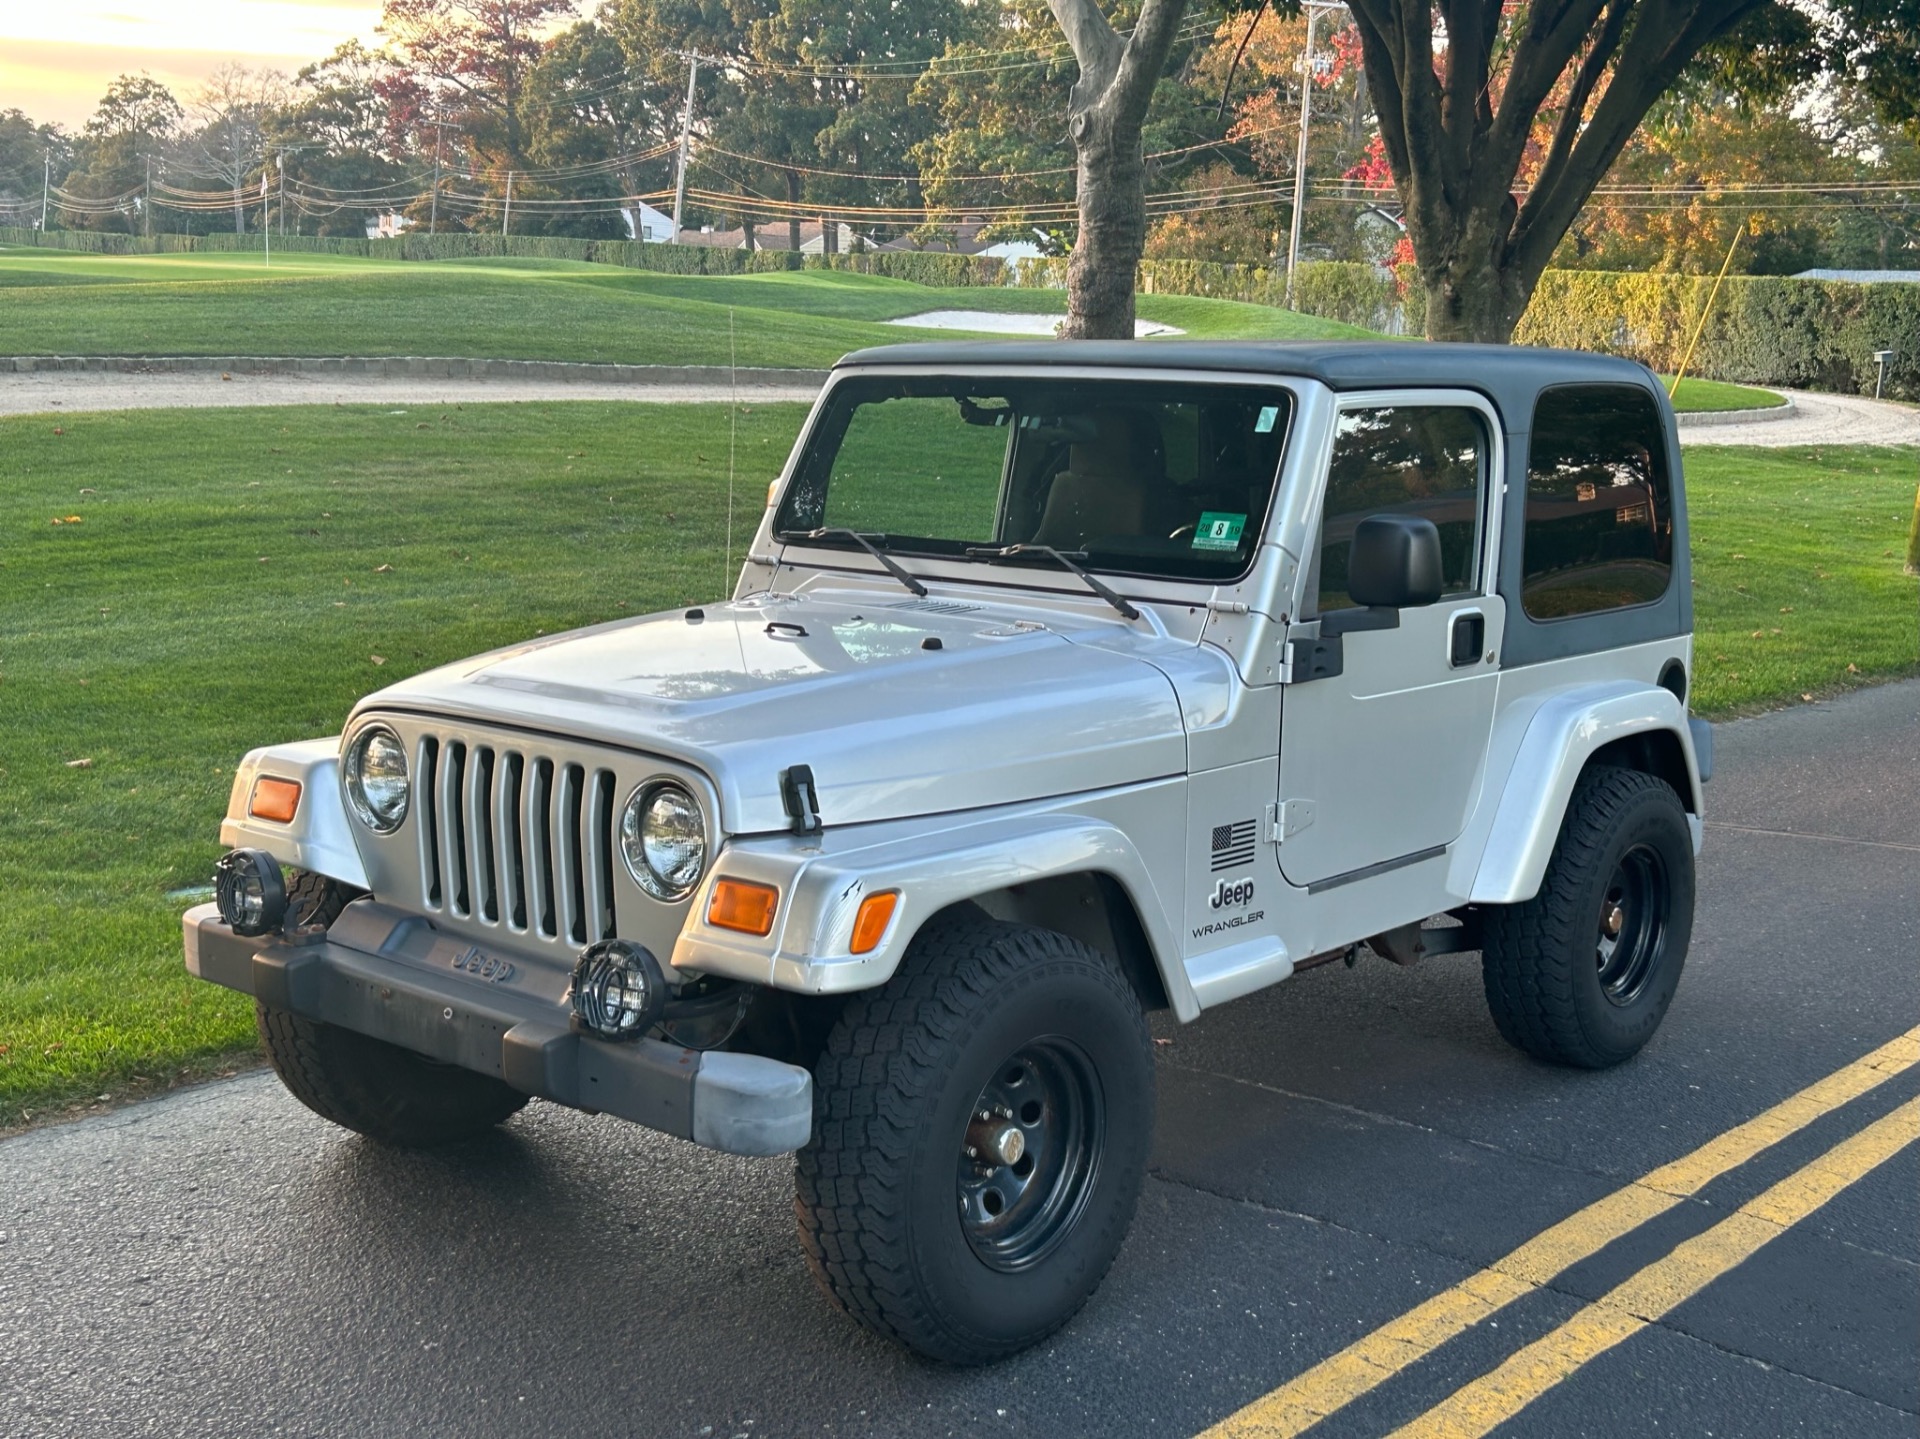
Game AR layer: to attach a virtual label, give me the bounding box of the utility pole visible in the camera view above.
[671,51,700,243]
[423,114,456,236]
[41,152,50,231]
[503,170,514,237]
[143,154,151,239]
[1285,1,1345,311]
[279,163,285,238]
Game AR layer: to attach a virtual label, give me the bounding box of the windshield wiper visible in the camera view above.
[800,527,928,598]
[963,543,1141,621]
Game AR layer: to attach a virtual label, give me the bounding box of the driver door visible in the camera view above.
[1276,395,1506,890]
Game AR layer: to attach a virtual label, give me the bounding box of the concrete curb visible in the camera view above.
[1675,395,1797,427]
[3,354,830,389]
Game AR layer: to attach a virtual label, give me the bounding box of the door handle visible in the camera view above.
[1449,610,1486,668]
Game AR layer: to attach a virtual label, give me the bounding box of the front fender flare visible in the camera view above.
[1467,683,1704,907]
[672,810,1197,1018]
[218,737,370,889]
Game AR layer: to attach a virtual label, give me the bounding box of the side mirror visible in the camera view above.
[1348,515,1444,609]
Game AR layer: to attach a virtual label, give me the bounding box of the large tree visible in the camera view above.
[380,0,577,176]
[1043,0,1197,337]
[182,64,289,233]
[1344,1,1806,341]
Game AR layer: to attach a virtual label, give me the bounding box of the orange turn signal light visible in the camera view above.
[248,776,302,823]
[850,891,899,955]
[707,878,779,937]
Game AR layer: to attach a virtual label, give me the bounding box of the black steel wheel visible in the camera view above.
[957,1039,1104,1272]
[797,911,1154,1365]
[1482,766,1695,1069]
[1595,843,1670,1006]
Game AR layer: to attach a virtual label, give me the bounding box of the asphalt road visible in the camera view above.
[3,682,1916,1439]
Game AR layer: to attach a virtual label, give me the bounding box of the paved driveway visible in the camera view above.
[2,683,1915,1438]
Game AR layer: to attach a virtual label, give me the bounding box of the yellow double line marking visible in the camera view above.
[1198,1026,1920,1439]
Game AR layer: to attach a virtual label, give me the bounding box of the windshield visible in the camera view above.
[773,374,1294,581]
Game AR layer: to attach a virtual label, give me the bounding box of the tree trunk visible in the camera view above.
[1047,0,1190,341]
[1062,107,1146,339]
[785,172,802,254]
[233,188,245,235]
[1421,261,1531,344]
[1904,478,1918,578]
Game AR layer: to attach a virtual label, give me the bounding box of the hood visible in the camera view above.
[356,591,1189,834]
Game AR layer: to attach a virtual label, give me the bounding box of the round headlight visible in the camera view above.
[570,939,668,1040]
[621,782,707,900]
[344,724,410,833]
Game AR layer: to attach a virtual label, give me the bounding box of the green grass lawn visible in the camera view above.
[0,248,1372,369]
[1664,376,1786,412]
[5,406,1903,1128]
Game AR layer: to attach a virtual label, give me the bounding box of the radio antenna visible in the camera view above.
[725,305,738,596]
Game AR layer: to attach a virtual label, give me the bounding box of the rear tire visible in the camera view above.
[795,912,1154,1364]
[1481,766,1694,1069]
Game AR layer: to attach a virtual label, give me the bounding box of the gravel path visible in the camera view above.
[0,368,820,415]
[1676,388,1919,447]
[0,370,1913,446]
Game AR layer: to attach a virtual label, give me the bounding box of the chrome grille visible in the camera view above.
[414,735,618,945]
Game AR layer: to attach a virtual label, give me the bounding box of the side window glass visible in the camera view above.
[1316,406,1485,612]
[1523,385,1673,619]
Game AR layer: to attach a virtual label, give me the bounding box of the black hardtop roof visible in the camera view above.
[834,339,1659,398]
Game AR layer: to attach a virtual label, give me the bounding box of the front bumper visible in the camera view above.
[183,902,811,1156]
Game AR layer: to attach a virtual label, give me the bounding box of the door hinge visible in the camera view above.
[1267,799,1315,845]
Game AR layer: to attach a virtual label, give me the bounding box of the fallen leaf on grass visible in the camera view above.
[42,1043,63,1054]
[370,655,387,666]
[1801,693,1815,702]
[52,426,64,435]
[1847,663,1860,674]
[65,758,93,769]
[51,515,82,525]
[78,487,94,494]
[1779,606,1794,613]
[257,556,270,564]
[374,563,393,573]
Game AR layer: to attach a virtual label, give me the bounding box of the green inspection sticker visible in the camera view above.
[1192,511,1247,552]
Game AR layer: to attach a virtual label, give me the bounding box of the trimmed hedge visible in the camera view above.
[1516,271,1919,401]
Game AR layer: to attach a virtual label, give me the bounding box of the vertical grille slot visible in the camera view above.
[554,763,586,945]
[417,737,442,908]
[437,741,470,917]
[465,746,498,923]
[525,756,556,939]
[495,751,527,931]
[584,769,616,942]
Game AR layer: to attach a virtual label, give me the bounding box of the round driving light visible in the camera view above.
[570,939,668,1040]
[215,848,287,937]
[621,782,707,900]
[344,723,409,833]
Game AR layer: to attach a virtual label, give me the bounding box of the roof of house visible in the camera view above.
[1790,268,1920,284]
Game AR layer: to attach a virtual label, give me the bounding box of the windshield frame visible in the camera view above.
[768,364,1301,591]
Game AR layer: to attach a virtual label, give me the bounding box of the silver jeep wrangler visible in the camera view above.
[185,341,1710,1363]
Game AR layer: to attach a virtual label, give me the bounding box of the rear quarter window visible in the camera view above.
[1522,384,1674,620]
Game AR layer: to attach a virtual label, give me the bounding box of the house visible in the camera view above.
[1790,269,1919,284]
[365,211,412,239]
[623,202,675,243]
[876,215,1046,265]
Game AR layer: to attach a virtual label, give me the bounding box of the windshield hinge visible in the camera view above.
[781,765,823,836]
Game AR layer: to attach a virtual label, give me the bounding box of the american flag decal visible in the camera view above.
[1210,819,1258,872]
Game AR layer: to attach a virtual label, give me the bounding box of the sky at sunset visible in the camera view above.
[2,2,384,128]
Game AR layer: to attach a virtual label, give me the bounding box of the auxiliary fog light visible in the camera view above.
[215,848,287,937]
[570,938,668,1041]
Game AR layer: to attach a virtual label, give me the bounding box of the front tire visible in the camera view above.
[257,1004,530,1147]
[1481,766,1695,1069]
[796,913,1154,1364]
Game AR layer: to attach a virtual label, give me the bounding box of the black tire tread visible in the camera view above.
[794,912,1150,1364]
[1481,766,1688,1069]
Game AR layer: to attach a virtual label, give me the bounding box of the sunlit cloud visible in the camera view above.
[3,1,383,126]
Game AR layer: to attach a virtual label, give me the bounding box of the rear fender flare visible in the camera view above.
[1467,683,1704,906]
